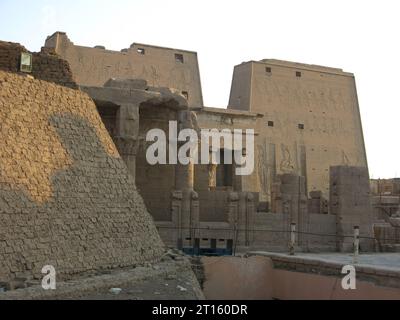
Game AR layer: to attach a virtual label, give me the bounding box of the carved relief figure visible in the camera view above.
[280,144,295,173]
[341,150,350,166]
[169,66,194,88]
[257,144,268,194]
[149,65,160,86]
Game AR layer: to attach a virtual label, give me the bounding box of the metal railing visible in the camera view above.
[156,224,399,257]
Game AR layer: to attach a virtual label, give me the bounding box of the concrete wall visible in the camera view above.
[44,32,203,108]
[274,269,400,300]
[202,256,274,300]
[0,71,164,283]
[202,256,400,300]
[229,59,368,201]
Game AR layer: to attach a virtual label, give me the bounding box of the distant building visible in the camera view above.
[370,178,400,223]
[371,178,400,196]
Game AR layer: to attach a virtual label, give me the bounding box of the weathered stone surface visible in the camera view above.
[0,34,376,256]
[229,60,368,203]
[330,166,374,251]
[0,70,164,283]
[43,32,203,108]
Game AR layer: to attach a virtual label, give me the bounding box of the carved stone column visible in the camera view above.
[245,192,255,247]
[114,103,140,180]
[228,192,239,247]
[278,174,308,249]
[114,136,139,180]
[174,110,198,249]
[235,192,255,248]
[190,191,200,243]
[171,191,183,248]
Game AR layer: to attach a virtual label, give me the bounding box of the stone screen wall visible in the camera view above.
[0,70,164,282]
[252,212,337,252]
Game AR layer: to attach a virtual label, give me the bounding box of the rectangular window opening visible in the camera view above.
[265,67,272,74]
[296,71,302,78]
[137,48,145,55]
[211,239,217,249]
[268,121,274,127]
[20,52,32,73]
[298,123,305,130]
[182,91,189,100]
[175,53,184,63]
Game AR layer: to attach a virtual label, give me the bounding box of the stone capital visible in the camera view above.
[229,192,239,202]
[114,135,139,156]
[172,190,183,200]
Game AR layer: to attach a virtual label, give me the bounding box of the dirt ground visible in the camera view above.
[79,268,200,300]
[0,250,204,300]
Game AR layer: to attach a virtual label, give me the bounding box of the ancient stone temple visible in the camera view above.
[0,30,377,274]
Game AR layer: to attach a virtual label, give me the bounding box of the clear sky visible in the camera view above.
[0,0,399,179]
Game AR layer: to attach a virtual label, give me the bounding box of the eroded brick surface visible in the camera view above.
[0,41,77,89]
[0,70,164,283]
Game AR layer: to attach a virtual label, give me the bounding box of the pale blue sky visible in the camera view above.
[1,0,399,178]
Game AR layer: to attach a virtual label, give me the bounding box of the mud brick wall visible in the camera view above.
[32,51,78,89]
[0,70,164,282]
[0,41,26,72]
[0,41,77,89]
